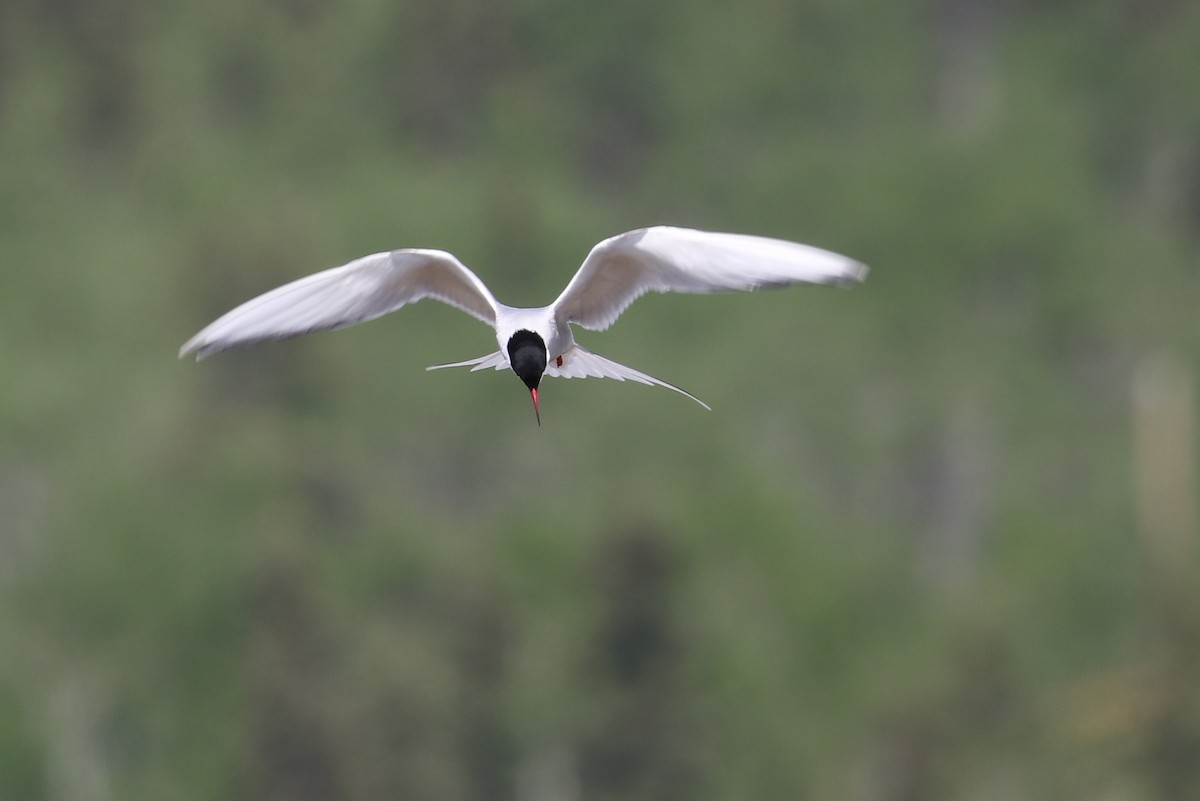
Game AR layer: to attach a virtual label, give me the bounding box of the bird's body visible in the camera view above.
[180,226,867,421]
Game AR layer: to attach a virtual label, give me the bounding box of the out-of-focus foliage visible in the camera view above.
[1,0,1198,799]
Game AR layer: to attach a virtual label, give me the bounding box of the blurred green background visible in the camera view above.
[2,0,1199,799]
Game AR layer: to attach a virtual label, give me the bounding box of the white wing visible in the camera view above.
[180,249,498,359]
[552,226,867,331]
[544,345,711,410]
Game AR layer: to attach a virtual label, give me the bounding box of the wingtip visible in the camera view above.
[178,336,216,361]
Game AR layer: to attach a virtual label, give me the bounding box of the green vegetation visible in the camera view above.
[2,0,1198,798]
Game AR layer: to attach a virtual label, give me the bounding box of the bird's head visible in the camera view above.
[506,330,548,425]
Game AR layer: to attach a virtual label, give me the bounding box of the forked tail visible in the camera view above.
[426,351,508,372]
[428,346,711,410]
[544,345,711,410]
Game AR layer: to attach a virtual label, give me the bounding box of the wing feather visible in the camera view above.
[180,249,498,359]
[552,226,867,331]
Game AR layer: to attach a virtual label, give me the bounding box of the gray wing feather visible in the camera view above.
[552,226,867,331]
[180,249,498,359]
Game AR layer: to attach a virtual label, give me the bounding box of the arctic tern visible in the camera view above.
[180,226,867,423]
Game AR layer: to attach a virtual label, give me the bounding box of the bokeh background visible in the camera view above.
[2,1,1199,799]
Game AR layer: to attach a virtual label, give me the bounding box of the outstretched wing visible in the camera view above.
[543,345,711,410]
[180,249,498,359]
[552,226,867,331]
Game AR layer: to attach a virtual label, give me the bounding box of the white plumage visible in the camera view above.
[180,226,867,416]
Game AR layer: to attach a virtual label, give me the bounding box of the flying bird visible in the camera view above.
[180,226,867,423]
